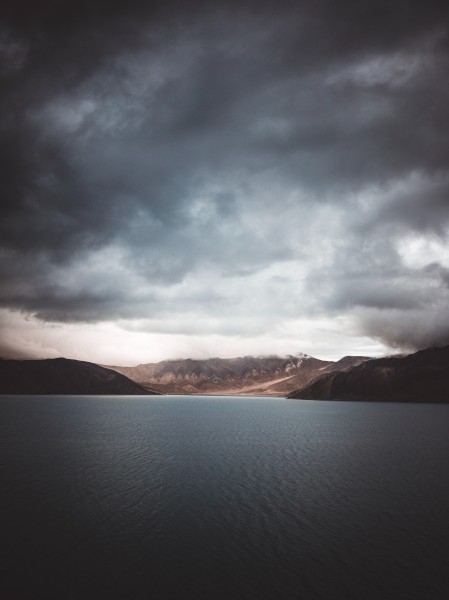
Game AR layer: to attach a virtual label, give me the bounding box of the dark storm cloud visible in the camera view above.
[1,0,449,352]
[365,175,449,236]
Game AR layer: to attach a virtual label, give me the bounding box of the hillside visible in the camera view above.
[108,354,369,396]
[287,346,449,402]
[0,358,162,395]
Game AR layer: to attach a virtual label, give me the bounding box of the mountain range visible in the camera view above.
[107,354,369,395]
[1,346,447,401]
[288,346,449,402]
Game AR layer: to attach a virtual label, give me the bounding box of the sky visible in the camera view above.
[1,0,449,365]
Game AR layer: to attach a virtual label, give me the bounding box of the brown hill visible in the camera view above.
[320,355,370,373]
[0,358,162,395]
[287,346,449,402]
[108,354,369,396]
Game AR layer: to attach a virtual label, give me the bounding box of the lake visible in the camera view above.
[1,395,449,599]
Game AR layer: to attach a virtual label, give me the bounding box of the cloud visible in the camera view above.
[1,0,449,360]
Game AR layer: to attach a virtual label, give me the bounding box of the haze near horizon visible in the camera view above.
[1,0,448,365]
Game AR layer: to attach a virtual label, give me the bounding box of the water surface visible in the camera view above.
[1,395,449,599]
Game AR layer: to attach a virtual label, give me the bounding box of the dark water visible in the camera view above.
[1,396,449,600]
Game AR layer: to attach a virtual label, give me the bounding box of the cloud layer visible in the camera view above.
[1,0,449,361]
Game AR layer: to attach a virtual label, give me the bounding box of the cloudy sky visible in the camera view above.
[1,0,449,365]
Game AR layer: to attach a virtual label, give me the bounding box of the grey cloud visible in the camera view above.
[363,175,449,237]
[310,213,449,349]
[359,302,449,351]
[1,0,449,352]
[327,264,449,312]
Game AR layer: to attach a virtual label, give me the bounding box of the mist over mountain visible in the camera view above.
[288,346,449,402]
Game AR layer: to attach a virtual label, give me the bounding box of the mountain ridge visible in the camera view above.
[287,346,449,402]
[107,353,369,396]
[0,358,162,395]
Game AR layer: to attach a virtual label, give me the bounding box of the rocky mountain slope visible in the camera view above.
[0,358,161,395]
[287,346,449,402]
[108,354,369,395]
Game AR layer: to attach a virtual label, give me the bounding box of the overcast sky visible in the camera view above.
[1,0,449,364]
